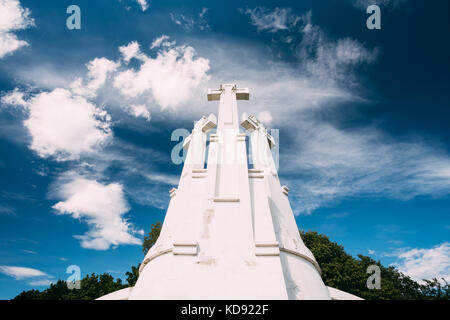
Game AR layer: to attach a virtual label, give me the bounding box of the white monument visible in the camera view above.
[98,84,361,300]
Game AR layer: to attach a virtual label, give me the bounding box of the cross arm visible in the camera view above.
[207,84,250,101]
[235,87,249,100]
[240,115,276,149]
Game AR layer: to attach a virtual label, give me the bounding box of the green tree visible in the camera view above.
[64,273,124,300]
[142,221,162,254]
[13,273,125,300]
[129,221,163,286]
[125,264,141,287]
[39,280,71,300]
[13,289,42,300]
[421,278,449,300]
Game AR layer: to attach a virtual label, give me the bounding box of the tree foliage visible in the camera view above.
[142,221,162,254]
[14,273,126,300]
[125,264,141,287]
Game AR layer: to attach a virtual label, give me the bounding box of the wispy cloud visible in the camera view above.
[170,13,194,31]
[0,265,48,279]
[0,0,35,59]
[243,8,378,87]
[390,242,450,283]
[149,35,172,50]
[244,7,301,33]
[296,14,378,86]
[28,279,54,286]
[1,191,35,203]
[0,265,55,287]
[21,249,37,255]
[170,8,210,32]
[386,239,405,246]
[0,204,15,215]
[284,119,450,214]
[326,212,351,219]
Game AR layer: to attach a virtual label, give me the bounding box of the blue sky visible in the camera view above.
[0,0,449,299]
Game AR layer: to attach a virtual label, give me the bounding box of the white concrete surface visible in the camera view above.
[96,287,132,300]
[327,287,364,300]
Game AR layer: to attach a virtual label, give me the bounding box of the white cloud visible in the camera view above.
[257,111,273,124]
[244,7,301,33]
[2,88,112,161]
[114,37,210,109]
[150,35,170,49]
[124,104,150,121]
[0,32,28,58]
[119,41,145,63]
[52,174,141,250]
[1,56,119,162]
[0,266,48,279]
[1,87,28,107]
[392,242,450,283]
[70,58,120,98]
[0,0,34,58]
[135,0,148,11]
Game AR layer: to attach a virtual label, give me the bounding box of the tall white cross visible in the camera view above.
[207,84,249,131]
